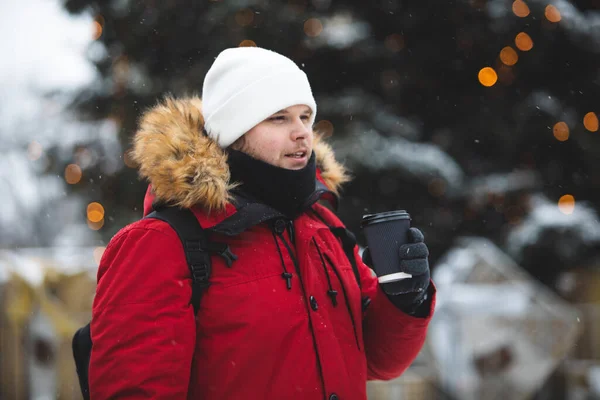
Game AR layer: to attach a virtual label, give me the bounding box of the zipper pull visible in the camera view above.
[327,290,338,306]
[282,272,293,290]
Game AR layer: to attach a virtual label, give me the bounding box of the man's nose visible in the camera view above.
[290,118,310,141]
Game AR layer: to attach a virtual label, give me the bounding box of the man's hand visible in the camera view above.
[362,227,431,309]
[387,227,430,295]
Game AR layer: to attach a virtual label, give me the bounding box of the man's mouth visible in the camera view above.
[285,151,307,159]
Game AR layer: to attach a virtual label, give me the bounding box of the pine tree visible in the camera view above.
[62,0,600,280]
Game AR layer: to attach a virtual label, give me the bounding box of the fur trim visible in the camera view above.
[313,135,351,196]
[131,96,350,211]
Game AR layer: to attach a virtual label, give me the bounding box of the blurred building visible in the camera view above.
[0,247,97,399]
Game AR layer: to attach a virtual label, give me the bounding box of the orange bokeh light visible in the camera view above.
[87,202,105,223]
[92,21,103,40]
[545,5,561,22]
[65,164,83,184]
[512,0,530,17]
[558,195,575,215]
[583,112,599,132]
[304,18,323,37]
[313,120,334,138]
[478,67,498,87]
[500,46,519,66]
[553,122,569,141]
[239,39,257,47]
[515,32,534,51]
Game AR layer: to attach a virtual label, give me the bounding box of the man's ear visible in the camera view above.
[230,135,247,151]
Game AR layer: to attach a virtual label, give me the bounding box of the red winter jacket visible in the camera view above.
[89,96,435,400]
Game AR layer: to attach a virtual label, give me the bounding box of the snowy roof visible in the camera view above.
[429,236,583,399]
[506,195,600,263]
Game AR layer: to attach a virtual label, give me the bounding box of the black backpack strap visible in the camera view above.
[146,207,237,315]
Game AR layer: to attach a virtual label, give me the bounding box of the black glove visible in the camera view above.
[362,227,431,314]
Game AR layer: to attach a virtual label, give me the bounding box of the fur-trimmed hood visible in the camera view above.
[131,96,350,212]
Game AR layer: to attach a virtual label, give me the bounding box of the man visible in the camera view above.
[89,47,435,399]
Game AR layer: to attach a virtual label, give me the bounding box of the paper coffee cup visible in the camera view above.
[361,210,412,283]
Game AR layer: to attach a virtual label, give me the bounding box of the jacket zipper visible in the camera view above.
[324,253,361,351]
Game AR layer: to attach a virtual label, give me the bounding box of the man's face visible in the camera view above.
[234,104,314,170]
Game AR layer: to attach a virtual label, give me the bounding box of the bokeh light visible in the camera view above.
[553,122,569,141]
[92,15,104,40]
[515,32,534,51]
[478,67,498,87]
[558,194,575,215]
[314,120,334,138]
[239,39,257,47]
[500,46,519,66]
[583,112,599,132]
[92,20,103,40]
[512,0,530,17]
[545,5,561,22]
[65,164,83,184]
[304,18,323,37]
[87,202,105,223]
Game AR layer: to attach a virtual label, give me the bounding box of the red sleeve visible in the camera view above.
[89,220,196,399]
[356,246,436,381]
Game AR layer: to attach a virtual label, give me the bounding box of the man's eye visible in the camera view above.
[301,115,310,120]
[269,116,286,121]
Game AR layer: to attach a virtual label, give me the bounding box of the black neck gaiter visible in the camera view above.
[227,150,317,219]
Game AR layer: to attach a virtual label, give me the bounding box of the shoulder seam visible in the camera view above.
[111,219,179,244]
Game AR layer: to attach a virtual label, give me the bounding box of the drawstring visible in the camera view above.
[270,217,339,308]
[272,230,293,290]
[274,233,293,290]
[312,237,338,307]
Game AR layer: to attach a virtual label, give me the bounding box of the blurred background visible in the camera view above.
[0,0,599,398]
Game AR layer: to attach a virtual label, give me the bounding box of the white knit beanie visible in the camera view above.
[202,47,317,148]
